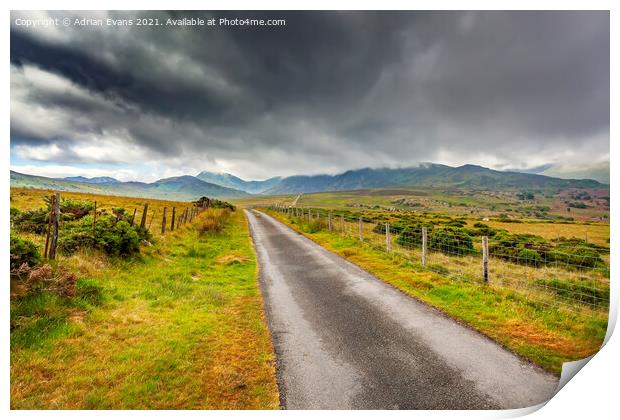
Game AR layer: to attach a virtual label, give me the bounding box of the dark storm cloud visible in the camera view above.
[10,10,609,179]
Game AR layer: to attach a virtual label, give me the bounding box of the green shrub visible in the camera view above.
[59,199,94,221]
[535,278,609,306]
[372,220,406,235]
[12,208,49,234]
[429,228,474,255]
[471,222,497,236]
[58,215,148,257]
[10,234,41,272]
[396,226,424,248]
[518,248,542,266]
[547,246,603,268]
[194,196,236,211]
[12,198,95,233]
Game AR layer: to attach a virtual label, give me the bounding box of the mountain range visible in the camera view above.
[258,164,605,194]
[10,163,607,202]
[195,171,281,194]
[10,171,249,201]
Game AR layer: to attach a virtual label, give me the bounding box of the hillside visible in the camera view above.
[64,176,120,184]
[10,171,248,200]
[196,171,281,194]
[11,162,606,200]
[261,164,605,195]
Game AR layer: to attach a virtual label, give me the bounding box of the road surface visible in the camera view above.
[246,210,559,410]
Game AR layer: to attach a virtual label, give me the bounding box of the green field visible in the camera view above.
[10,189,278,409]
[258,189,610,375]
[233,186,610,223]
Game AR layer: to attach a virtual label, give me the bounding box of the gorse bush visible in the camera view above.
[59,198,94,221]
[518,248,543,266]
[58,214,150,257]
[11,208,49,234]
[11,198,95,234]
[429,228,475,255]
[395,225,475,256]
[10,234,41,273]
[194,196,236,211]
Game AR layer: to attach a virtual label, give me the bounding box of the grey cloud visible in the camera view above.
[10,10,609,179]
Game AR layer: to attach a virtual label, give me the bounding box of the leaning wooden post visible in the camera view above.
[328,212,332,231]
[148,209,157,232]
[44,194,54,259]
[130,208,137,226]
[359,217,363,241]
[92,200,97,243]
[140,203,149,228]
[482,236,489,284]
[170,207,176,231]
[422,227,428,267]
[48,192,61,260]
[161,207,167,234]
[385,222,391,253]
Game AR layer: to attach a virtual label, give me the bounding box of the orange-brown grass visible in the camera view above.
[198,208,232,234]
[483,220,609,247]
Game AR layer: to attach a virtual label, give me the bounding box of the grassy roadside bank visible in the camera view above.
[11,209,279,409]
[262,209,607,375]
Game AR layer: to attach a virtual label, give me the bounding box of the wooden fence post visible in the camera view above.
[48,192,60,260]
[44,194,54,259]
[170,207,176,231]
[359,217,363,241]
[341,215,345,235]
[162,207,167,234]
[148,209,156,232]
[130,208,137,226]
[140,203,149,228]
[482,236,489,283]
[385,222,391,253]
[422,227,427,267]
[328,212,332,231]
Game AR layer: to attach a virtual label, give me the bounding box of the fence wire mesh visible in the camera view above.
[267,205,610,312]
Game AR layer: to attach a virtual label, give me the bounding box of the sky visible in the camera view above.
[10,11,610,182]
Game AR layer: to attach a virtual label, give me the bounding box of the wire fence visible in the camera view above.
[265,205,610,312]
[13,192,210,261]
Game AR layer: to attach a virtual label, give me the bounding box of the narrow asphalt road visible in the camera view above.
[246,210,559,410]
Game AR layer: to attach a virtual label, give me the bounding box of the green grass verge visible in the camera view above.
[265,209,608,375]
[11,210,279,409]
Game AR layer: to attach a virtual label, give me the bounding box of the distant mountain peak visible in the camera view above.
[64,175,120,184]
[195,170,282,194]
